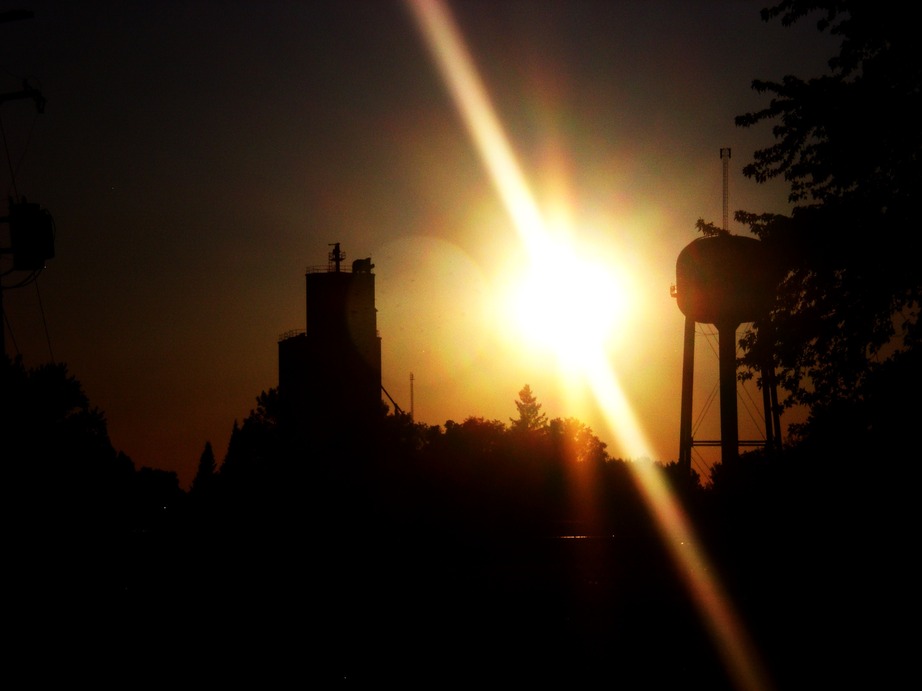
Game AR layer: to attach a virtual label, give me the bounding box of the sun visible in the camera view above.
[502,232,630,372]
[408,4,773,687]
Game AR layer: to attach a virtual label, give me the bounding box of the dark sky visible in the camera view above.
[1,1,837,488]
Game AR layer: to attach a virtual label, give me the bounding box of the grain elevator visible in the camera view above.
[278,243,382,453]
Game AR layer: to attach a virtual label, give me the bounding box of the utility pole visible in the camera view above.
[1,9,50,359]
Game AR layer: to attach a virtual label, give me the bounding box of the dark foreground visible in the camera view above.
[10,498,912,690]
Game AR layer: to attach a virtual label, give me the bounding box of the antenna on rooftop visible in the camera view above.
[328,242,345,272]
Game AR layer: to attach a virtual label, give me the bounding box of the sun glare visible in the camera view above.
[407,1,774,689]
[504,234,629,369]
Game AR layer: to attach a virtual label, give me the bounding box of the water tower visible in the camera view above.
[672,149,781,475]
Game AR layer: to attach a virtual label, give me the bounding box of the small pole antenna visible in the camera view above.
[410,372,415,421]
[720,147,731,231]
[328,242,344,272]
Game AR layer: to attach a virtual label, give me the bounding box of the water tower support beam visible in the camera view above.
[770,372,782,453]
[717,320,740,464]
[678,315,695,474]
[761,362,775,452]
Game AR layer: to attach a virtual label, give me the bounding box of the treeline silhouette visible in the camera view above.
[4,353,912,687]
[6,1,918,685]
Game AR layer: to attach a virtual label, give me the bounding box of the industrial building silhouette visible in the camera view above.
[277,243,382,453]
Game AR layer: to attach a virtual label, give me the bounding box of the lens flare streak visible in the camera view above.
[629,458,773,691]
[406,0,545,248]
[406,2,773,689]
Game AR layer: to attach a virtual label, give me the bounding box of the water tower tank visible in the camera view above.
[675,234,776,326]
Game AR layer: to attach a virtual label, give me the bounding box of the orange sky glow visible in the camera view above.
[407,3,777,688]
[1,0,834,493]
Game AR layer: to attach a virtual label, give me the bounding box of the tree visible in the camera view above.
[443,416,509,458]
[2,355,134,525]
[547,417,609,464]
[730,1,921,450]
[215,388,290,516]
[1,354,188,648]
[190,441,217,495]
[510,384,547,433]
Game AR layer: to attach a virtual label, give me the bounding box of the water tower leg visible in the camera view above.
[758,320,782,454]
[717,320,740,464]
[679,316,695,476]
[761,362,775,452]
[769,366,782,453]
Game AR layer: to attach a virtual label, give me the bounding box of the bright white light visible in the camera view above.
[506,235,629,369]
[407,3,774,688]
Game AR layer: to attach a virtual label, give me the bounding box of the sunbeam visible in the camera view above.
[406,1,774,689]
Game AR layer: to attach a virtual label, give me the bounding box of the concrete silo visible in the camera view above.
[278,243,382,454]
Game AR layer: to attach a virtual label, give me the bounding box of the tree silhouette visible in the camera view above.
[190,440,217,495]
[547,416,608,464]
[3,354,137,530]
[510,384,547,433]
[3,352,187,649]
[731,1,920,454]
[709,9,919,669]
[218,389,283,484]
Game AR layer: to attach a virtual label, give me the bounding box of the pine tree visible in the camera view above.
[510,384,547,433]
[190,440,217,495]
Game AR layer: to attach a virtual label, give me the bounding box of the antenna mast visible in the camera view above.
[410,372,414,421]
[720,147,731,231]
[328,242,344,272]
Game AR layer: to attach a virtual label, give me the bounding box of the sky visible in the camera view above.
[0,0,838,489]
